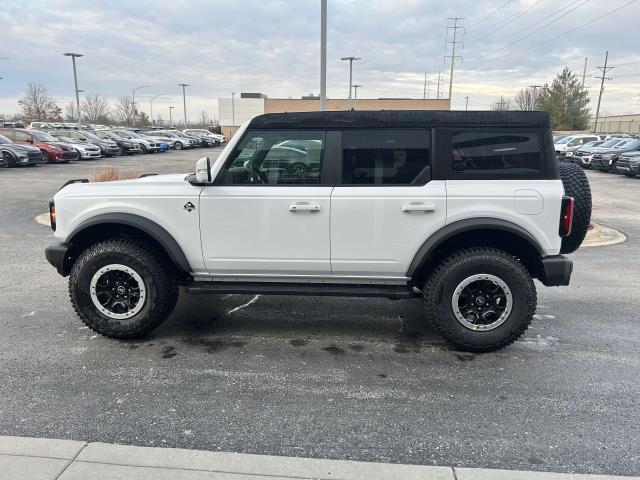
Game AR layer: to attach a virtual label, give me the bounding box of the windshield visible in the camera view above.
[622,139,640,149]
[556,136,573,144]
[114,131,133,139]
[0,134,11,144]
[600,138,625,148]
[53,135,74,142]
[32,131,58,142]
[82,132,103,141]
[582,141,601,148]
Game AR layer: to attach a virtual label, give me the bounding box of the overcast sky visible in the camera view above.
[1,0,639,121]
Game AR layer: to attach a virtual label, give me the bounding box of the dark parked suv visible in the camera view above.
[0,128,79,163]
[590,139,640,172]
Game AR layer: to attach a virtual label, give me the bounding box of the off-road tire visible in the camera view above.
[69,238,178,339]
[423,247,536,352]
[559,162,592,254]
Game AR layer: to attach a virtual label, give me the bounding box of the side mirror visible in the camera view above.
[195,156,212,183]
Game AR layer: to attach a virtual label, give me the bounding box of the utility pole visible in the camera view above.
[178,83,190,127]
[593,51,614,132]
[340,56,361,110]
[436,71,442,100]
[528,84,543,110]
[445,17,464,100]
[423,72,428,99]
[353,85,362,99]
[465,96,469,111]
[582,57,588,88]
[320,0,327,111]
[62,53,83,124]
[169,106,175,126]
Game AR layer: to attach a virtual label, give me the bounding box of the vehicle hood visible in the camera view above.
[0,143,41,154]
[47,141,76,151]
[596,147,636,155]
[619,151,640,158]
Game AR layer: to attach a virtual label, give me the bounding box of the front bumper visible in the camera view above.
[78,150,101,159]
[45,241,73,276]
[16,154,43,166]
[616,160,640,174]
[540,255,573,286]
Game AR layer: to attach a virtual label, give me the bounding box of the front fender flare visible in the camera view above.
[67,212,192,274]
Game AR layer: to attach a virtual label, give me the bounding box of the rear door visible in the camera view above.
[199,129,333,277]
[330,129,447,278]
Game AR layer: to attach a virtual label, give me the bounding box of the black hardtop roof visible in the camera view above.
[249,110,551,130]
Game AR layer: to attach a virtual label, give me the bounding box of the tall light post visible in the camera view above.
[340,56,361,110]
[132,85,150,127]
[353,85,362,99]
[150,94,163,125]
[178,83,190,127]
[465,96,469,111]
[62,53,83,124]
[319,0,327,111]
[231,92,236,126]
[169,106,175,126]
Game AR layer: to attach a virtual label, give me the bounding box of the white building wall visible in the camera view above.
[219,98,265,127]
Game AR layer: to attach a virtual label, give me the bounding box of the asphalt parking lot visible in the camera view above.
[0,150,638,476]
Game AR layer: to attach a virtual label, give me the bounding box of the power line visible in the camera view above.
[463,0,639,66]
[482,0,589,53]
[469,0,541,41]
[469,0,512,27]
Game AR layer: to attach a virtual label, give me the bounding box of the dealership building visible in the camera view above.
[218,93,451,138]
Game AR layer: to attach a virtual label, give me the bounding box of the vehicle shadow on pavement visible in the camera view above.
[152,292,447,350]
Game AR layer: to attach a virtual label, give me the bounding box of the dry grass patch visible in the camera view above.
[90,167,141,182]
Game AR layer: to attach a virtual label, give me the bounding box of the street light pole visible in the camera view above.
[353,85,362,99]
[320,0,327,111]
[169,106,175,127]
[178,83,190,127]
[340,56,361,110]
[62,53,83,124]
[465,96,469,111]
[150,94,163,125]
[132,85,150,127]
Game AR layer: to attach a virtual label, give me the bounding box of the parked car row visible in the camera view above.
[554,133,640,177]
[0,126,224,168]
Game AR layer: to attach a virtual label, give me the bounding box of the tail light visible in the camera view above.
[559,196,574,237]
[49,199,56,231]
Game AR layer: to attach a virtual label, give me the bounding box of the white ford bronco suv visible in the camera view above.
[45,111,591,352]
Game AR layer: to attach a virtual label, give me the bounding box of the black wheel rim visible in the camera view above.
[451,274,513,331]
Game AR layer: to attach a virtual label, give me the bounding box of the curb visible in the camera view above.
[0,436,637,480]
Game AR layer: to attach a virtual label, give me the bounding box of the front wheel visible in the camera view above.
[624,173,636,177]
[69,238,178,339]
[41,150,51,164]
[423,248,536,352]
[2,152,16,168]
[174,142,183,150]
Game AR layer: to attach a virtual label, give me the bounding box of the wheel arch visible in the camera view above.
[407,218,545,284]
[66,213,191,277]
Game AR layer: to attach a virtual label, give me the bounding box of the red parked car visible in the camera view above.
[0,128,79,163]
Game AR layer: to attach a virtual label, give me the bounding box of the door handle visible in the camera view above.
[289,203,321,212]
[402,203,436,213]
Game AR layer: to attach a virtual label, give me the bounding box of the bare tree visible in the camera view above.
[18,83,62,121]
[490,95,512,111]
[513,87,542,111]
[114,95,135,125]
[82,94,111,123]
[199,110,210,128]
[64,101,79,122]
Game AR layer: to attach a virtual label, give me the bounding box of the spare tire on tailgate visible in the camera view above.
[559,162,592,254]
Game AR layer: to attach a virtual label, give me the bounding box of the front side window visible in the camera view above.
[450,130,541,176]
[341,129,431,185]
[219,130,324,185]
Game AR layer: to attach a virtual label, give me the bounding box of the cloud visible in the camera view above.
[1,0,639,118]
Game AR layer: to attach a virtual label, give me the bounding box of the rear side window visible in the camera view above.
[450,129,541,177]
[13,131,32,143]
[341,129,431,185]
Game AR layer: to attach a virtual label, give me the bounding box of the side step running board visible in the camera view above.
[185,282,417,299]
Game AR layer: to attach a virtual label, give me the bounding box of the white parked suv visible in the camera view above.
[45,111,591,351]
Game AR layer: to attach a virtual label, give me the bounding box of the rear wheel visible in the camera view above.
[424,248,536,352]
[69,238,178,339]
[559,162,592,254]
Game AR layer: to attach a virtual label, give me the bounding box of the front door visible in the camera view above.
[200,129,332,277]
[330,128,447,278]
